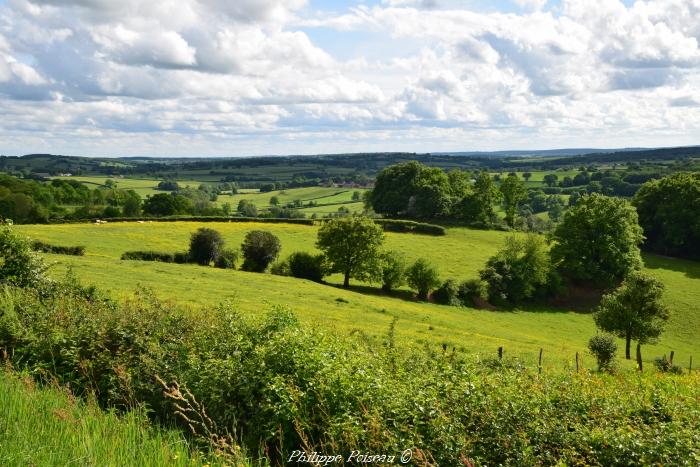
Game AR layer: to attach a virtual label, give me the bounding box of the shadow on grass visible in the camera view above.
[643,253,700,280]
[326,283,418,304]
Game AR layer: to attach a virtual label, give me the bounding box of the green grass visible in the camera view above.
[16,222,700,370]
[0,370,218,466]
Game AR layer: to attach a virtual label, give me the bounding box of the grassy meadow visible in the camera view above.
[0,370,220,466]
[16,221,700,371]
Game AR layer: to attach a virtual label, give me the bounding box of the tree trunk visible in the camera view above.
[343,271,350,288]
[636,343,643,371]
[625,332,632,360]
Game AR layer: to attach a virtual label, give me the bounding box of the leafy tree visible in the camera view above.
[457,279,488,307]
[551,194,644,284]
[458,171,499,226]
[214,249,239,269]
[447,169,473,200]
[594,272,669,360]
[189,228,224,266]
[523,172,532,182]
[269,196,280,206]
[368,161,423,217]
[143,193,191,216]
[546,195,565,222]
[633,172,700,259]
[316,216,384,287]
[378,250,406,292]
[433,279,460,306]
[500,174,527,228]
[480,235,555,305]
[410,167,453,218]
[122,190,142,217]
[288,252,325,282]
[0,222,47,288]
[406,258,440,300]
[543,174,559,187]
[237,199,258,217]
[351,191,361,201]
[241,230,281,272]
[157,180,180,191]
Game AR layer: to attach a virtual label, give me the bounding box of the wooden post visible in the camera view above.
[636,343,643,372]
[498,346,503,361]
[690,356,693,374]
[669,351,674,366]
[575,352,579,373]
[538,348,543,375]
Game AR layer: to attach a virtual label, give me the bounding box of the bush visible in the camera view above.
[214,249,239,269]
[241,230,281,272]
[173,252,190,264]
[373,219,446,236]
[270,259,290,276]
[120,251,175,263]
[457,279,488,307]
[189,228,224,266]
[588,335,617,372]
[653,356,684,374]
[406,258,440,300]
[0,222,48,288]
[378,251,406,292]
[433,279,460,306]
[480,235,555,305]
[31,240,85,256]
[288,252,325,282]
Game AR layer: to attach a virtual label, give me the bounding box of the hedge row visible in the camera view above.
[31,241,85,256]
[373,219,446,236]
[102,216,316,225]
[120,251,190,263]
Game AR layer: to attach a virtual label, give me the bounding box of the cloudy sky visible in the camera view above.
[0,0,699,157]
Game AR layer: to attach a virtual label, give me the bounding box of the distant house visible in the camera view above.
[58,173,73,177]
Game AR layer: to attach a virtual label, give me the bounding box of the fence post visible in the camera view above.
[690,356,693,374]
[538,348,543,375]
[669,350,674,366]
[575,352,579,373]
[498,346,503,361]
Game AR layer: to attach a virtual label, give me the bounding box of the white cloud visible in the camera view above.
[0,0,699,156]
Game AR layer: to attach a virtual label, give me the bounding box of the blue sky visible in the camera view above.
[0,0,698,157]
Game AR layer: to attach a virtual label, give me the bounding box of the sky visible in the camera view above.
[0,0,699,157]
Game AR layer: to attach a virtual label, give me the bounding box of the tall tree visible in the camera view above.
[368,161,423,217]
[189,228,224,266]
[458,171,499,226]
[316,216,384,287]
[594,272,669,359]
[551,194,644,285]
[241,230,281,272]
[500,174,527,228]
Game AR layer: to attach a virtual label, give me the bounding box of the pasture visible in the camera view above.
[17,221,700,370]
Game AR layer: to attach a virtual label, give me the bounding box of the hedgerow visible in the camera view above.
[1,281,698,465]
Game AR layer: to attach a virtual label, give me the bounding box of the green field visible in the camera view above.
[16,222,700,371]
[0,370,219,466]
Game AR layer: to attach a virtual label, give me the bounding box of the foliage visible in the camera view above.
[121,251,176,263]
[31,240,85,256]
[0,222,48,288]
[458,171,500,226]
[287,251,325,282]
[653,356,684,374]
[1,282,699,466]
[378,250,406,292]
[143,193,192,217]
[500,174,527,228]
[269,259,291,276]
[457,279,488,307]
[368,161,423,217]
[594,271,669,360]
[480,235,555,305]
[189,228,225,266]
[373,219,445,236]
[156,180,180,191]
[237,200,258,218]
[432,279,461,306]
[551,194,644,285]
[633,172,700,259]
[241,230,281,272]
[316,216,384,287]
[588,335,617,372]
[406,258,441,300]
[214,249,238,269]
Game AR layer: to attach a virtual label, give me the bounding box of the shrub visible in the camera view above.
[270,259,290,276]
[373,219,446,236]
[588,335,617,372]
[406,258,440,300]
[189,228,224,266]
[480,235,555,305]
[214,249,239,269]
[0,222,48,288]
[173,252,190,264]
[458,279,488,307]
[288,252,325,282]
[653,356,684,374]
[120,251,175,263]
[433,279,460,306]
[32,240,85,256]
[378,251,406,292]
[241,230,281,272]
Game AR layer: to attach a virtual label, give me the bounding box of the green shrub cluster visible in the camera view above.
[95,216,316,225]
[373,219,446,236]
[121,251,180,263]
[1,283,699,465]
[31,241,85,256]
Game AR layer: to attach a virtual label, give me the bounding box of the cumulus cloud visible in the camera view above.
[0,0,699,156]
